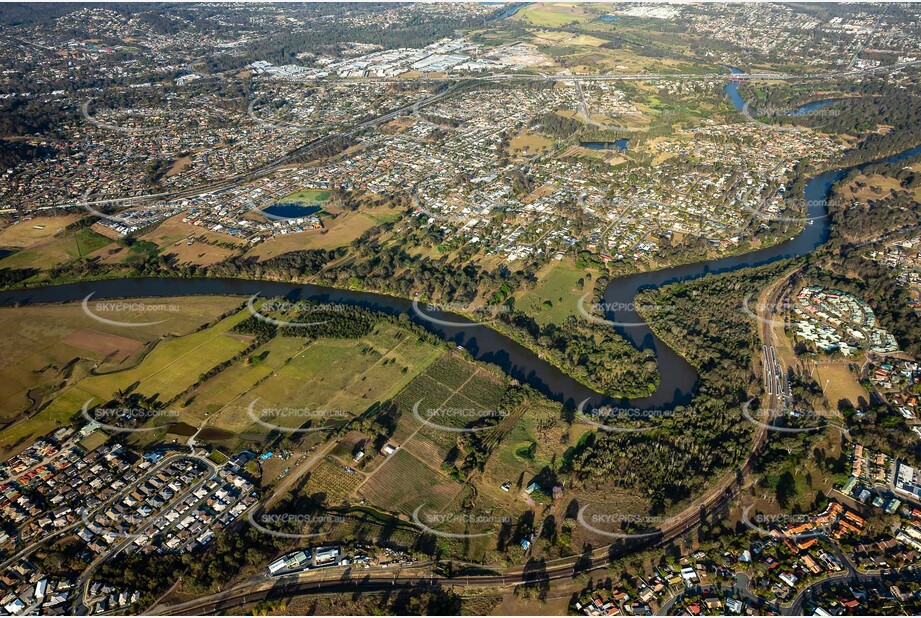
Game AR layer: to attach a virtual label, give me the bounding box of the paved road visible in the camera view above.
[783,564,921,614]
[150,266,792,615]
[163,560,921,616]
[74,454,220,614]
[150,461,754,615]
[0,452,202,573]
[61,53,921,617]
[67,82,469,212]
[151,557,590,615]
[1,435,79,484]
[65,59,921,215]
[656,572,780,616]
[145,361,775,615]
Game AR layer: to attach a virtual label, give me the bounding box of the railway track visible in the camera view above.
[154,437,766,615]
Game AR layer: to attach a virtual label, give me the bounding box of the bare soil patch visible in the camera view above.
[61,329,144,362]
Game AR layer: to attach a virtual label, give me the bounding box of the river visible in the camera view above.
[494,3,530,19]
[1,74,918,411]
[595,70,920,409]
[789,98,844,117]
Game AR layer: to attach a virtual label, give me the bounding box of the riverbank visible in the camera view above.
[4,141,919,413]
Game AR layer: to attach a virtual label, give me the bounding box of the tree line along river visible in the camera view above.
[1,76,919,412]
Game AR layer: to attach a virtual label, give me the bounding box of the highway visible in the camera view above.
[68,81,470,212]
[64,58,921,215]
[54,53,921,617]
[757,271,798,415]
[145,307,785,616]
[762,344,790,404]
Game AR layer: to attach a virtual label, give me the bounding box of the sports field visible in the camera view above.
[517,259,594,324]
[508,132,554,155]
[0,226,113,270]
[0,215,83,246]
[513,3,596,27]
[281,188,331,204]
[814,361,869,411]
